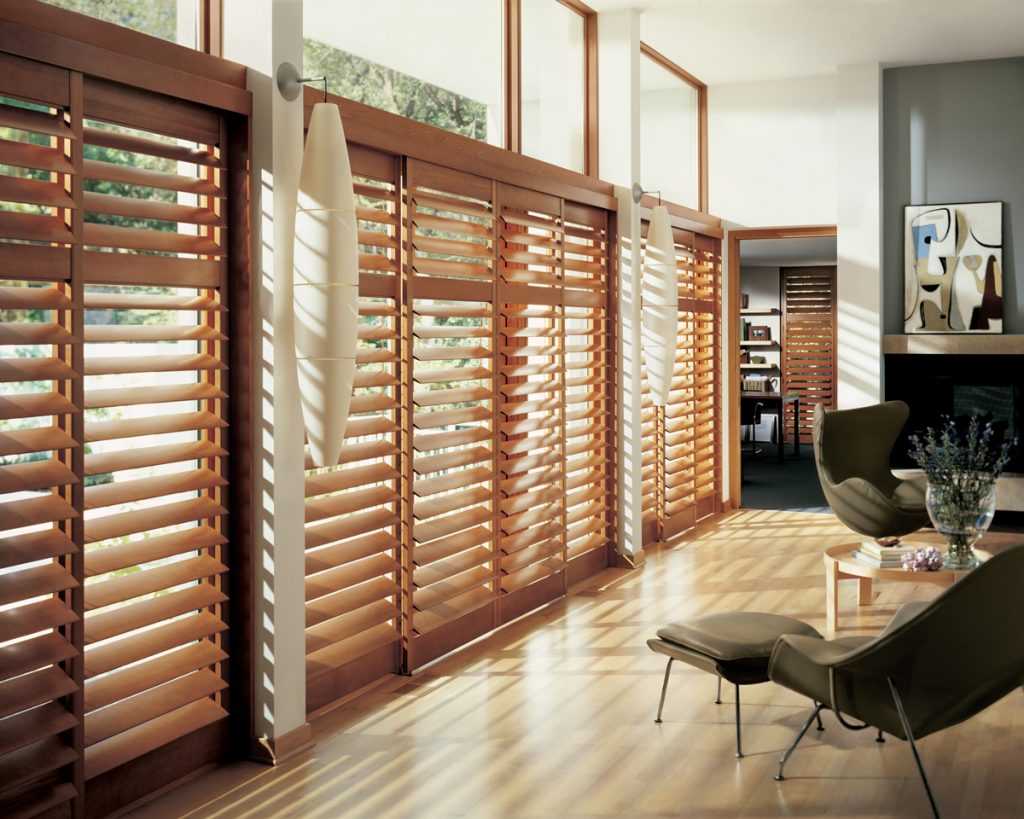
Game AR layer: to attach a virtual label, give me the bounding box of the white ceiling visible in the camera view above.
[740,236,837,267]
[588,0,1024,85]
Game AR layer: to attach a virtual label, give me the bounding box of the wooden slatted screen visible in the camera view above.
[639,216,722,542]
[0,70,81,819]
[406,160,498,668]
[781,266,836,443]
[562,204,612,566]
[304,146,402,713]
[498,186,565,605]
[692,236,721,514]
[637,221,659,545]
[79,85,231,781]
[0,54,240,818]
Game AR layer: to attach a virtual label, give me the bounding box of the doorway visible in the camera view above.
[727,227,838,510]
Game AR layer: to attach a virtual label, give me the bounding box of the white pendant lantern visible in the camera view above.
[294,102,359,467]
[641,205,678,406]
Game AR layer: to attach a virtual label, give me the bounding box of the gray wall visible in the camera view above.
[883,57,1023,333]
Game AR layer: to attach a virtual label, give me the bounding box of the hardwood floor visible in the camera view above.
[128,510,1024,818]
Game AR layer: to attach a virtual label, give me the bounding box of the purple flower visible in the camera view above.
[901,547,943,572]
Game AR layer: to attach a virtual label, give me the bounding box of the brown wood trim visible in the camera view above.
[85,720,230,819]
[505,0,522,153]
[584,8,599,178]
[727,225,837,505]
[639,196,722,236]
[252,722,314,766]
[639,42,708,214]
[698,85,708,212]
[200,0,223,58]
[226,109,255,764]
[0,2,249,114]
[306,87,616,210]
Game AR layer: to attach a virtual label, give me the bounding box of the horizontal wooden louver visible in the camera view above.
[79,107,229,780]
[304,147,401,712]
[639,216,722,542]
[637,220,660,545]
[497,186,565,599]
[410,297,496,637]
[0,72,81,819]
[781,266,836,443]
[692,235,721,513]
[562,204,611,563]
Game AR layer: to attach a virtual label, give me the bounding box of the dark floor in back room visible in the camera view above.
[740,443,827,511]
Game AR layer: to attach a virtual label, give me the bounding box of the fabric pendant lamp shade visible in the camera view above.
[294,102,359,467]
[641,205,678,406]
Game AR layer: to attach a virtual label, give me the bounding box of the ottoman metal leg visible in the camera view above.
[715,674,722,704]
[654,658,674,723]
[734,684,743,758]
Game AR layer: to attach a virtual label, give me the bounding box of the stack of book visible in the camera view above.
[853,541,917,568]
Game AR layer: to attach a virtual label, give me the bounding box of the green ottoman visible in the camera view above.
[647,612,822,757]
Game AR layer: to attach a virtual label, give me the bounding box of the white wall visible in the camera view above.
[223,0,309,746]
[836,63,883,409]
[709,74,838,227]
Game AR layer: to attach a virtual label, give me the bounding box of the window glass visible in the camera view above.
[641,53,699,209]
[303,1,503,145]
[521,0,585,172]
[41,0,198,47]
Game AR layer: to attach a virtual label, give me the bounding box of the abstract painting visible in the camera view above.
[904,201,1003,333]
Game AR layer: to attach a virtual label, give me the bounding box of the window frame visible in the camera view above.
[639,41,708,212]
[506,0,598,177]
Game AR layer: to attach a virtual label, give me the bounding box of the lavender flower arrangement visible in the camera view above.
[901,546,943,572]
[908,415,1016,568]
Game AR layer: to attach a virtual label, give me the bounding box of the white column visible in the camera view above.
[223,0,310,757]
[836,63,884,408]
[598,10,645,560]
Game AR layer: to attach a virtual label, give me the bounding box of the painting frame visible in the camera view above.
[904,201,1003,334]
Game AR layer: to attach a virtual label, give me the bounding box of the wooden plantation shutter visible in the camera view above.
[638,214,722,542]
[406,160,498,668]
[0,61,82,819]
[637,220,660,546]
[781,266,836,443]
[691,236,721,515]
[662,230,698,537]
[562,204,612,570]
[79,81,231,780]
[497,185,566,607]
[304,147,402,713]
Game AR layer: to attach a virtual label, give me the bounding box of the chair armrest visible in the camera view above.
[768,634,869,706]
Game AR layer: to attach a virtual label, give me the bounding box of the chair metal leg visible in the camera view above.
[654,658,673,723]
[734,684,742,758]
[888,678,941,819]
[815,710,824,731]
[715,674,722,704]
[774,702,823,781]
[876,729,885,743]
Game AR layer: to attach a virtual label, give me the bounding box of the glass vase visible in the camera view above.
[924,481,996,570]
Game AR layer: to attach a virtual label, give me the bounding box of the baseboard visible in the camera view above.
[251,722,314,766]
[614,548,645,569]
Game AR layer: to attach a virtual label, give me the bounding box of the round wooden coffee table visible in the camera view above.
[823,532,1021,633]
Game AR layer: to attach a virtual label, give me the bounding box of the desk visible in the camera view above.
[741,392,800,463]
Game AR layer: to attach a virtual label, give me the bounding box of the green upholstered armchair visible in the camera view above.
[812,401,928,544]
[768,544,1024,818]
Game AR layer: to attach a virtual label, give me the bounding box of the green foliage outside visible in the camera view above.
[304,38,489,142]
[41,0,177,42]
